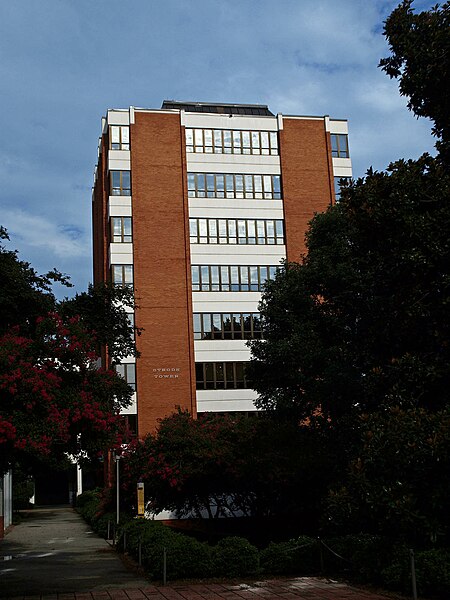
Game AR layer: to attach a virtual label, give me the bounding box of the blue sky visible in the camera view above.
[0,0,436,297]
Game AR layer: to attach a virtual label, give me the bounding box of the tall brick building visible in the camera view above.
[92,101,352,437]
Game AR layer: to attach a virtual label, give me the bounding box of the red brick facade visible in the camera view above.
[131,112,196,435]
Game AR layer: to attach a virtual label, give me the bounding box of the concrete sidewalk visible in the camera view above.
[0,506,148,596]
[0,508,396,599]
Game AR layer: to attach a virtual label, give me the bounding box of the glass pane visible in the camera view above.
[211,265,219,284]
[199,219,207,237]
[266,220,275,236]
[242,131,250,148]
[216,174,224,191]
[223,130,232,147]
[205,363,214,388]
[251,132,260,148]
[240,266,249,284]
[196,363,204,387]
[263,175,272,193]
[193,313,201,335]
[124,265,133,284]
[122,171,131,190]
[225,363,234,387]
[123,217,132,237]
[209,220,217,237]
[220,266,229,284]
[189,219,198,237]
[235,363,244,386]
[191,265,199,284]
[115,364,125,378]
[223,314,232,336]
[273,175,281,193]
[331,134,338,154]
[238,220,246,238]
[215,363,224,388]
[235,174,244,192]
[194,129,203,145]
[232,314,242,339]
[214,130,222,147]
[113,265,122,283]
[197,173,205,191]
[111,171,120,190]
[261,131,269,148]
[269,131,278,149]
[219,219,227,237]
[231,266,239,284]
[259,266,268,283]
[254,175,262,192]
[203,314,212,338]
[269,266,277,279]
[185,129,193,145]
[213,313,222,337]
[244,175,253,194]
[111,126,120,144]
[207,174,215,192]
[112,218,121,237]
[201,265,210,284]
[276,220,284,237]
[127,364,136,385]
[204,130,213,146]
[247,220,256,238]
[228,220,236,237]
[121,126,129,145]
[250,266,258,284]
[257,220,265,238]
[226,174,234,192]
[188,173,195,191]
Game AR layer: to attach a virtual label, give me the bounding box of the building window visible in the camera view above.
[110,170,131,195]
[191,264,279,292]
[111,217,132,243]
[193,313,263,340]
[110,126,130,150]
[334,176,351,200]
[189,218,284,245]
[115,363,136,391]
[331,134,349,158]
[111,264,133,287]
[185,128,278,155]
[196,362,251,389]
[187,173,281,199]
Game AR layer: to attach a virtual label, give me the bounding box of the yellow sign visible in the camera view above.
[137,482,145,517]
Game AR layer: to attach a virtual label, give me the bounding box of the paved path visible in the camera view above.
[0,507,149,596]
[0,507,395,599]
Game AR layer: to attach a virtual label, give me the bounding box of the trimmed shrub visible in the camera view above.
[382,548,450,599]
[213,536,259,578]
[260,535,319,575]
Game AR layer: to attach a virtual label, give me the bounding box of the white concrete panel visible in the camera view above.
[328,119,348,134]
[189,198,283,214]
[183,113,278,131]
[195,339,249,352]
[187,154,280,174]
[108,197,132,217]
[332,157,352,170]
[108,156,131,171]
[193,293,260,313]
[195,345,251,363]
[189,205,285,220]
[120,392,137,414]
[109,243,133,265]
[190,245,285,264]
[107,110,130,125]
[196,389,259,412]
[333,166,353,178]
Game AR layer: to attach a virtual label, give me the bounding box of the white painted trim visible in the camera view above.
[107,110,130,126]
[189,198,283,213]
[188,205,285,219]
[196,389,259,412]
[183,114,278,130]
[186,154,281,174]
[108,196,132,217]
[328,120,349,134]
[190,245,285,264]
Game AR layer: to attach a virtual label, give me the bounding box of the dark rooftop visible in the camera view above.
[161,100,274,116]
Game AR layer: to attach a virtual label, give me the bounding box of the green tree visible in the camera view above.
[0,228,136,474]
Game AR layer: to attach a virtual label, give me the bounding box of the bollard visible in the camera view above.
[138,536,142,566]
[410,549,418,600]
[163,546,167,585]
[318,538,325,573]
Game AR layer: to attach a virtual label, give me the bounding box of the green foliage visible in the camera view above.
[260,536,318,575]
[381,548,450,598]
[380,0,450,158]
[120,410,335,524]
[118,519,213,580]
[212,536,259,578]
[325,407,450,542]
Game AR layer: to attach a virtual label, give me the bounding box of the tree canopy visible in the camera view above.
[0,228,137,474]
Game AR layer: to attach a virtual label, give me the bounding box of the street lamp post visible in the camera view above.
[115,454,121,526]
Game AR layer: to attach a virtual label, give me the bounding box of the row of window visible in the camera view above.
[186,128,278,155]
[334,176,351,199]
[188,172,281,199]
[192,264,279,292]
[112,264,133,287]
[331,134,349,158]
[111,216,132,243]
[110,170,131,195]
[115,363,136,390]
[196,362,251,390]
[194,313,263,340]
[110,126,130,150]
[189,218,284,245]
